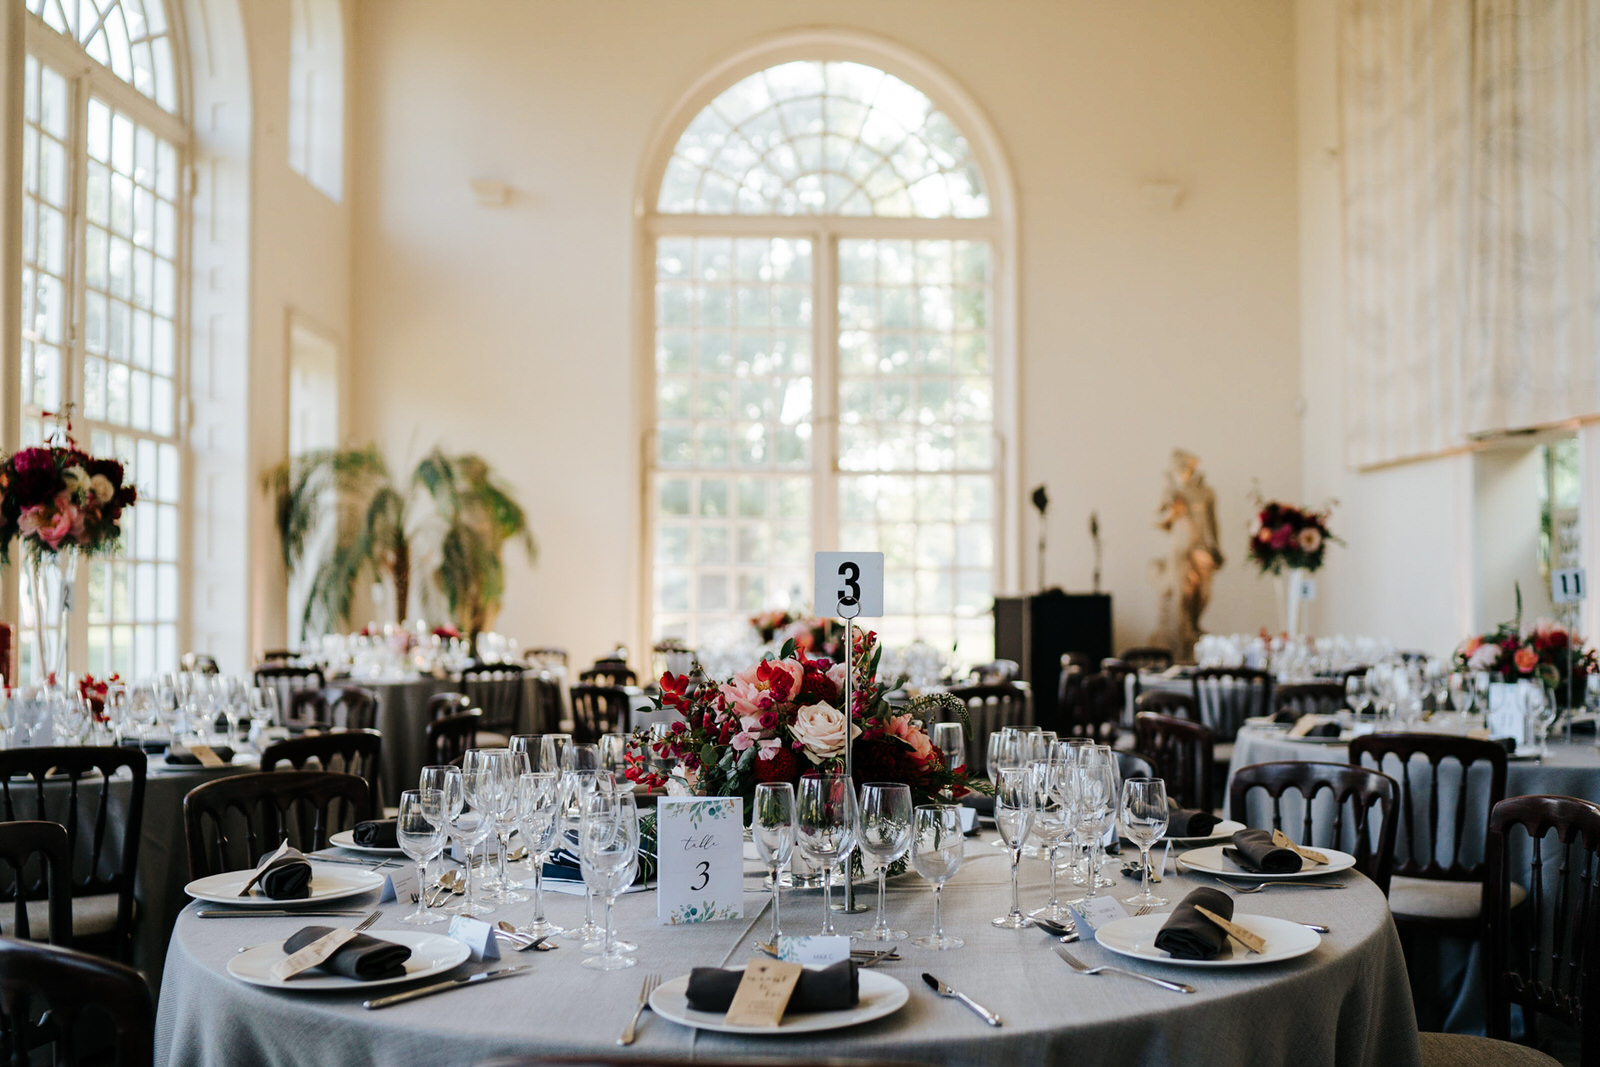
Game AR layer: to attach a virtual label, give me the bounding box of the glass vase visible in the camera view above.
[26,549,78,688]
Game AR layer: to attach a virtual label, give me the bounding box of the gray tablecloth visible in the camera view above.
[156,837,1419,1065]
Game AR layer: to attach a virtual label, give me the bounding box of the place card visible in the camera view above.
[1194,905,1265,955]
[188,743,227,768]
[1071,895,1127,932]
[657,796,744,925]
[1487,682,1530,746]
[446,915,501,961]
[724,959,803,1028]
[776,935,850,965]
[1271,829,1328,866]
[270,927,357,981]
[957,807,978,834]
[378,865,420,905]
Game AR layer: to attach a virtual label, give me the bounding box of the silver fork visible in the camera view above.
[1133,904,1154,917]
[617,973,661,1046]
[353,910,382,932]
[1055,946,1195,994]
[1215,877,1346,894]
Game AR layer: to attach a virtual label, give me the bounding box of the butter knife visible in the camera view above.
[362,965,533,1009]
[922,973,1002,1027]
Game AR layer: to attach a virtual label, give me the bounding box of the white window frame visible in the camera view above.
[634,31,1018,657]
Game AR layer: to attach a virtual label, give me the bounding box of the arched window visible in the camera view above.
[645,49,1012,663]
[22,0,188,677]
[288,0,344,200]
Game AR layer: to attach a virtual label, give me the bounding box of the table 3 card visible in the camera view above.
[657,796,744,925]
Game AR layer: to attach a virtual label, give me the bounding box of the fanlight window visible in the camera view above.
[27,0,178,113]
[658,61,989,218]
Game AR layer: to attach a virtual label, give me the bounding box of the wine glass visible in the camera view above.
[931,721,965,775]
[397,789,446,924]
[752,781,797,942]
[1525,685,1557,757]
[453,758,496,917]
[248,687,280,745]
[1072,746,1115,889]
[419,764,465,909]
[598,733,628,774]
[514,770,564,937]
[481,750,528,903]
[1029,757,1073,921]
[541,733,572,773]
[910,805,964,950]
[1119,777,1169,907]
[509,734,544,763]
[796,772,858,936]
[562,743,602,775]
[579,787,640,971]
[129,683,159,745]
[992,767,1036,928]
[855,782,913,942]
[557,769,605,942]
[102,681,129,745]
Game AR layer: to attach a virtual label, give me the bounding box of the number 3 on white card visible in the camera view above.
[813,552,884,618]
[838,561,860,604]
[690,861,710,892]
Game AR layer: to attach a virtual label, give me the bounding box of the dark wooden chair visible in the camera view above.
[426,712,483,767]
[426,692,473,720]
[1229,760,1398,895]
[287,685,378,732]
[461,664,524,735]
[1273,681,1347,720]
[0,939,154,1067]
[1057,671,1120,746]
[945,682,1031,773]
[0,821,73,944]
[183,771,372,880]
[1135,689,1200,721]
[529,675,564,733]
[259,649,296,664]
[1100,658,1138,707]
[1134,713,1214,811]
[179,652,219,674]
[1115,750,1155,781]
[523,647,569,669]
[579,659,637,688]
[1482,794,1600,1064]
[259,730,385,815]
[0,747,145,961]
[1191,667,1273,741]
[254,665,326,727]
[569,686,632,744]
[1349,733,1510,934]
[1121,646,1174,672]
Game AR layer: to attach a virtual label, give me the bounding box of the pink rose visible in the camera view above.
[791,702,859,764]
[1513,647,1540,673]
[887,713,935,762]
[1269,525,1293,550]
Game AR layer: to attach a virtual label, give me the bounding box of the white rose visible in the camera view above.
[1468,643,1501,671]
[791,701,860,764]
[88,474,115,504]
[62,466,88,493]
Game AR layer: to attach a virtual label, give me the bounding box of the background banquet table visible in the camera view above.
[156,837,1419,1066]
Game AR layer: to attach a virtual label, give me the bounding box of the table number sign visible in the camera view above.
[1552,567,1587,605]
[814,551,884,618]
[657,796,743,924]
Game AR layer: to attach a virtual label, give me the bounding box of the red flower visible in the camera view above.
[754,746,798,783]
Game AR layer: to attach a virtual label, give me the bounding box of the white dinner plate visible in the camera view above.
[1160,818,1246,845]
[649,968,909,1035]
[328,830,406,855]
[226,930,470,991]
[184,863,386,906]
[1095,912,1321,968]
[1177,843,1356,879]
[1283,733,1351,745]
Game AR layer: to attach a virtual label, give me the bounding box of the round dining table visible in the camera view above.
[155,834,1421,1066]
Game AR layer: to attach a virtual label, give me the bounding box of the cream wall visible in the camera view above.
[348,0,1302,666]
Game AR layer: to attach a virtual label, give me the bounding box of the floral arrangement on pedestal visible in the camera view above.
[1455,619,1595,695]
[748,610,849,662]
[1246,496,1337,575]
[627,630,985,811]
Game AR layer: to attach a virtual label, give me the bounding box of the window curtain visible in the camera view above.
[1340,0,1600,468]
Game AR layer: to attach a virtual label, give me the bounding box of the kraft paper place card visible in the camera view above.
[657,796,744,924]
[724,959,802,1028]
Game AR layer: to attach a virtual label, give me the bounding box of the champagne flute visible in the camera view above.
[1029,757,1073,921]
[797,771,858,936]
[992,767,1036,928]
[910,805,964,950]
[397,789,446,924]
[854,782,913,942]
[1119,777,1169,907]
[579,787,640,971]
[514,771,564,937]
[752,781,797,942]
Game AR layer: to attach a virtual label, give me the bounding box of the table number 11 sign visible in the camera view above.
[1553,567,1587,605]
[656,796,744,925]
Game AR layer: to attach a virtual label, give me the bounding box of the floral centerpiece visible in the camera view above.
[1247,496,1337,575]
[748,610,849,662]
[628,629,985,814]
[1455,619,1595,698]
[77,672,122,724]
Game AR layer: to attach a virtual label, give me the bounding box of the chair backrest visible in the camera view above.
[569,686,631,744]
[319,685,378,731]
[529,676,564,734]
[0,939,153,1067]
[1483,794,1600,1060]
[426,692,473,721]
[259,649,296,664]
[461,664,524,733]
[0,820,72,944]
[1116,750,1156,781]
[1229,760,1398,895]
[1192,667,1273,740]
[425,712,483,766]
[1056,672,1120,746]
[1121,646,1174,672]
[254,665,326,723]
[1135,689,1199,721]
[259,730,384,814]
[1273,681,1347,720]
[1100,659,1137,704]
[183,770,371,880]
[579,659,637,688]
[1134,713,1214,811]
[179,652,219,674]
[0,746,145,957]
[945,683,1032,772]
[1348,732,1507,882]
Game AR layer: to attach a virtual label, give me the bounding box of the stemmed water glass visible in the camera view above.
[796,772,858,936]
[514,770,564,937]
[558,769,605,942]
[579,787,640,971]
[992,767,1036,928]
[562,743,602,775]
[1525,685,1558,756]
[855,782,912,942]
[102,681,129,745]
[397,789,446,924]
[1071,746,1116,889]
[598,733,628,774]
[1029,758,1074,921]
[752,781,797,942]
[910,805,965,950]
[452,760,496,916]
[247,687,279,748]
[1119,777,1170,907]
[542,734,572,773]
[482,750,530,903]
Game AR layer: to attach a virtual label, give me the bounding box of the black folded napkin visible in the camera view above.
[1165,807,1218,838]
[1490,736,1518,754]
[542,826,658,885]
[165,745,235,765]
[253,846,313,899]
[962,795,995,816]
[282,926,412,981]
[1270,709,1301,724]
[1153,887,1235,960]
[353,820,398,849]
[1223,828,1302,874]
[685,959,859,1015]
[1303,721,1342,738]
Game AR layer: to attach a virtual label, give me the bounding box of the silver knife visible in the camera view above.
[363,965,532,1009]
[199,910,367,918]
[922,972,1002,1027]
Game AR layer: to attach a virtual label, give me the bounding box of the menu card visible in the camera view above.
[657,796,744,924]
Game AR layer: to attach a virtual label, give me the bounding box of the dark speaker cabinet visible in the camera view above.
[993,592,1113,722]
